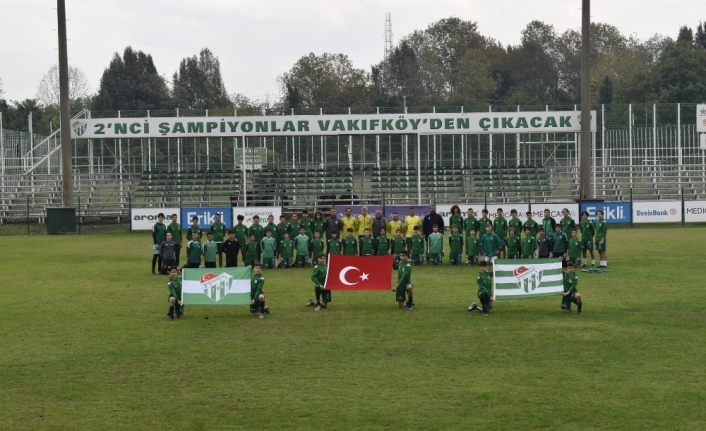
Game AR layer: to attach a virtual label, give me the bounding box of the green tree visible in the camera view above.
[93,47,170,112]
[677,26,694,47]
[695,22,706,50]
[278,53,374,108]
[35,64,91,108]
[172,48,231,111]
[599,76,613,104]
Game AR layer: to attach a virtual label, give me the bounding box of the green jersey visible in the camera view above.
[466,236,480,255]
[186,240,202,264]
[202,240,218,263]
[478,217,493,233]
[508,217,523,238]
[522,219,539,238]
[506,235,521,256]
[342,236,358,256]
[300,218,314,237]
[167,276,182,300]
[560,217,576,236]
[448,233,464,253]
[167,222,182,244]
[311,238,325,257]
[260,236,278,259]
[563,271,578,295]
[464,216,480,237]
[294,234,310,256]
[397,261,411,286]
[311,263,326,286]
[153,222,167,245]
[579,219,595,240]
[243,242,259,262]
[521,236,537,256]
[313,220,326,237]
[251,274,265,299]
[275,223,289,244]
[476,271,492,295]
[595,219,607,240]
[552,232,568,254]
[265,223,278,242]
[568,237,582,258]
[288,220,301,237]
[542,217,556,236]
[393,237,407,254]
[449,215,464,233]
[327,238,342,255]
[493,216,508,238]
[375,236,391,255]
[210,222,226,243]
[409,235,424,254]
[427,232,444,253]
[480,232,503,256]
[249,223,264,244]
[279,239,294,259]
[359,236,374,255]
[232,223,248,245]
[186,224,202,243]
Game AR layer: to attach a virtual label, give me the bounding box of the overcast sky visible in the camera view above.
[0,0,699,103]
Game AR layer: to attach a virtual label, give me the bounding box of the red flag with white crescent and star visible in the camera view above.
[324,254,395,290]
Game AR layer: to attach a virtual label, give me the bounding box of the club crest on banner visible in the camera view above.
[200,272,234,302]
[72,120,87,137]
[513,265,543,293]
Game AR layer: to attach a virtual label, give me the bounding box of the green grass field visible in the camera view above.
[1,226,705,430]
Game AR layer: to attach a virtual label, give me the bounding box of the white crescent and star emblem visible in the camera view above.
[339,266,369,286]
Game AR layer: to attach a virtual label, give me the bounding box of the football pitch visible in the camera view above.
[1,225,705,430]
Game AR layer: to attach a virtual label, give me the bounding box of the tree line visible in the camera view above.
[1,18,706,135]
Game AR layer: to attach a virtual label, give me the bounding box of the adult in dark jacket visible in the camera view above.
[371,210,388,238]
[324,207,341,240]
[422,204,444,238]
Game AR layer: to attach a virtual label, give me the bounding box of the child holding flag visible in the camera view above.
[561,262,583,314]
[391,250,414,310]
[305,253,330,311]
[166,267,183,321]
[468,261,492,316]
[250,263,268,318]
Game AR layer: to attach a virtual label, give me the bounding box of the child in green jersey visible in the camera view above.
[327,231,342,255]
[186,215,203,244]
[494,208,508,258]
[427,224,444,265]
[508,209,523,242]
[311,230,325,260]
[560,208,576,236]
[166,267,183,321]
[579,210,596,267]
[567,229,583,267]
[250,263,268,318]
[233,214,248,262]
[506,227,521,259]
[391,250,414,310]
[294,227,310,268]
[152,213,167,275]
[184,231,202,269]
[167,214,183,266]
[375,228,391,255]
[210,213,226,267]
[595,210,608,268]
[305,253,330,311]
[279,232,294,268]
[409,226,425,265]
[360,228,374,256]
[393,229,408,269]
[265,215,278,252]
[449,205,464,233]
[203,232,218,268]
[521,227,537,259]
[342,228,358,256]
[448,225,464,265]
[466,228,480,265]
[243,234,259,268]
[468,261,492,316]
[260,229,278,269]
[523,211,539,240]
[275,215,289,259]
[552,224,569,267]
[249,216,264,261]
[561,262,582,314]
[480,223,504,264]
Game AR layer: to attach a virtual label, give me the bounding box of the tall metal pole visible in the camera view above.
[57,0,73,206]
[579,0,592,200]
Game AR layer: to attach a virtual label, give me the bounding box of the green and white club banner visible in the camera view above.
[493,259,563,299]
[182,267,251,305]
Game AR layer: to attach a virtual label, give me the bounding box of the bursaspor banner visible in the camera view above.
[181,267,251,305]
[70,111,597,139]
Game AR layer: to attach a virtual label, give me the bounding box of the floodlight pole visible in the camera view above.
[57,0,74,206]
[579,0,592,200]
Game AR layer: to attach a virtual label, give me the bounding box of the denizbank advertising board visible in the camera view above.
[70,111,597,139]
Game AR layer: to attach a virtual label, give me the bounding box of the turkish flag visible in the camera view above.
[324,254,395,290]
